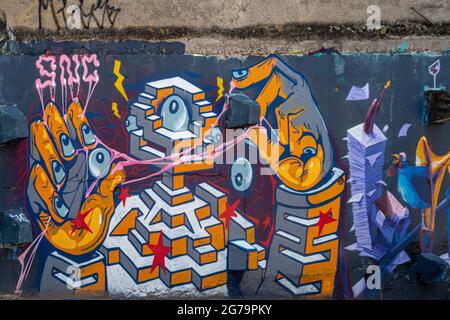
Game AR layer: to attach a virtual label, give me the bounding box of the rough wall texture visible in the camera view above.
[0,0,449,300]
[1,0,449,29]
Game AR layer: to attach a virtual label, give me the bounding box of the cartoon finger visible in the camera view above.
[278,154,323,190]
[275,99,305,146]
[30,120,67,187]
[67,100,97,149]
[43,102,76,161]
[278,156,305,187]
[62,170,124,255]
[255,73,284,120]
[98,163,126,199]
[232,55,301,89]
[246,127,285,169]
[29,164,68,224]
[287,112,319,157]
[35,202,106,256]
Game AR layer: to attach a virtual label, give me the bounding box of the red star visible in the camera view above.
[262,214,271,229]
[220,199,240,229]
[70,208,93,235]
[145,232,171,274]
[118,186,130,206]
[315,208,336,236]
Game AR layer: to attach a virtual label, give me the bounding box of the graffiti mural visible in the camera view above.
[2,51,448,299]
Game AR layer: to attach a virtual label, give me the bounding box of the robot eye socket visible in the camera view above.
[160,95,189,132]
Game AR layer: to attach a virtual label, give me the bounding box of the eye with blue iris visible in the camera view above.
[232,69,249,80]
[81,123,96,145]
[60,133,75,157]
[53,196,69,218]
[52,160,65,184]
[88,147,111,179]
[303,147,317,156]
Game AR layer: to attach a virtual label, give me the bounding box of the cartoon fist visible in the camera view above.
[27,100,125,255]
[231,55,334,190]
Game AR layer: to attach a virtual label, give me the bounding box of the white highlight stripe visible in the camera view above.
[280,248,327,264]
[53,272,97,288]
[277,277,320,296]
[276,230,301,243]
[313,234,338,245]
[285,214,319,227]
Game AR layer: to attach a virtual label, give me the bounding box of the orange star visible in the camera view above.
[315,208,336,235]
[146,231,171,274]
[220,199,240,229]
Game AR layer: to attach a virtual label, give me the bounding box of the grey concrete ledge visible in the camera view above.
[8,22,450,42]
[2,36,449,57]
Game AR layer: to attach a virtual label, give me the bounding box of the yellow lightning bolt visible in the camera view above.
[112,102,121,119]
[113,60,128,101]
[216,77,224,102]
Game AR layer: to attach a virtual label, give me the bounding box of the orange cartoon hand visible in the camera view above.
[231,55,333,190]
[27,100,125,255]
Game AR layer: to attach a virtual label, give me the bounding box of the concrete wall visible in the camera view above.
[1,0,449,55]
[1,0,449,30]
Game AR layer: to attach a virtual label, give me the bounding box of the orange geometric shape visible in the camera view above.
[111,209,139,236]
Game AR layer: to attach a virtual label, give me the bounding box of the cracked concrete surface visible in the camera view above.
[1,0,449,29]
[0,1,449,55]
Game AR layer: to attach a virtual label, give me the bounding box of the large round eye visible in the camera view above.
[231,157,253,192]
[160,95,189,132]
[53,196,69,218]
[52,160,66,184]
[60,133,75,157]
[125,115,138,133]
[81,123,96,145]
[88,147,111,179]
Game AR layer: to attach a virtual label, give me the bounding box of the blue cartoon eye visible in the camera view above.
[232,69,248,80]
[52,160,66,184]
[88,147,111,179]
[160,95,189,132]
[81,123,96,145]
[53,196,69,218]
[303,147,317,156]
[60,134,75,157]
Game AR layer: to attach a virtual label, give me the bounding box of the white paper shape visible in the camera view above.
[382,124,389,133]
[348,192,364,203]
[345,243,360,251]
[376,180,387,187]
[398,123,412,137]
[341,154,349,160]
[350,224,355,232]
[367,189,377,197]
[346,83,370,101]
[366,152,383,167]
[375,210,386,227]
